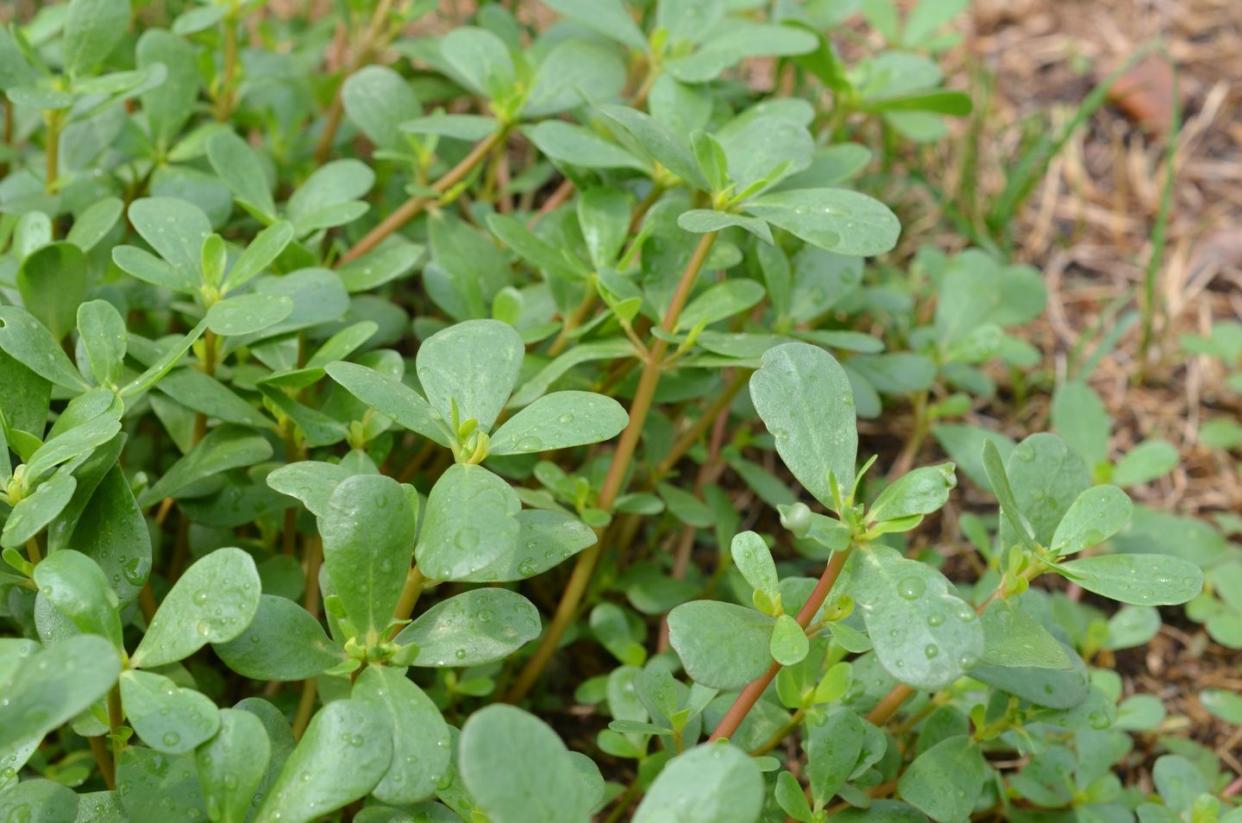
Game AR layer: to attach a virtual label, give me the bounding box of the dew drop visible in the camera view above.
[897,576,925,600]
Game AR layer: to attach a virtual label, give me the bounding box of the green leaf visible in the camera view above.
[931,424,1014,493]
[0,305,89,391]
[1105,604,1161,650]
[897,735,987,823]
[33,549,122,648]
[770,613,809,666]
[676,279,768,331]
[1051,381,1110,468]
[749,342,857,509]
[464,509,597,582]
[214,594,342,680]
[131,547,261,668]
[77,300,128,387]
[1055,554,1203,606]
[852,547,984,689]
[393,588,540,667]
[439,27,516,100]
[744,188,901,256]
[353,665,451,805]
[678,210,773,247]
[286,160,374,236]
[805,707,865,805]
[1152,755,1208,814]
[667,601,774,689]
[489,391,628,455]
[486,213,584,281]
[417,319,524,432]
[320,475,418,640]
[980,439,1035,549]
[1112,439,1178,487]
[195,708,272,823]
[1050,485,1132,556]
[1201,688,1242,725]
[0,780,78,821]
[18,242,87,342]
[0,635,120,750]
[776,770,814,822]
[577,187,631,271]
[979,600,1071,669]
[401,112,498,141]
[254,699,393,823]
[970,644,1089,709]
[868,463,956,525]
[117,749,206,821]
[67,197,124,252]
[540,0,646,51]
[122,319,209,398]
[25,407,122,482]
[668,22,819,84]
[223,221,296,292]
[524,38,627,118]
[206,293,295,336]
[137,29,199,146]
[1002,433,1091,547]
[861,89,972,116]
[157,368,272,428]
[69,467,152,607]
[206,131,277,221]
[522,121,646,171]
[342,65,423,152]
[459,705,602,823]
[597,104,708,189]
[112,244,196,292]
[2,469,77,549]
[137,425,273,506]
[326,362,453,447]
[266,460,352,517]
[633,743,764,823]
[415,464,521,582]
[120,669,220,754]
[731,531,779,602]
[63,0,130,76]
[128,197,212,282]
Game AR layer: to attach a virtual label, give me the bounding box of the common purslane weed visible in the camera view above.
[0,1,1235,821]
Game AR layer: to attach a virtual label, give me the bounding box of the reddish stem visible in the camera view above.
[709,547,853,742]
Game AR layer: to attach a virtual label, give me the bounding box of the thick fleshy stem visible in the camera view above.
[504,231,719,703]
[708,546,853,742]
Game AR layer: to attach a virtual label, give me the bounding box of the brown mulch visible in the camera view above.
[932,0,1242,788]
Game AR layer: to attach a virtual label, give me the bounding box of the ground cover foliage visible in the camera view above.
[0,0,1238,820]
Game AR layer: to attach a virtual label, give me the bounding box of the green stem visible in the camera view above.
[24,536,42,565]
[291,678,318,740]
[43,109,62,195]
[107,685,125,766]
[388,566,425,638]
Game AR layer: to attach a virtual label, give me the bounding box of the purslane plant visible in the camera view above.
[0,0,1233,821]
